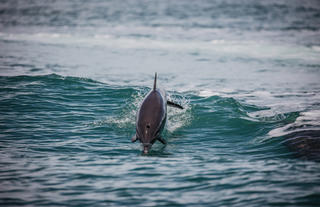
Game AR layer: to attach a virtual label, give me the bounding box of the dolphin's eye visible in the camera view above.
[146,124,150,129]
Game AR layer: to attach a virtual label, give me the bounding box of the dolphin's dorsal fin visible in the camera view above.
[167,100,184,109]
[153,72,157,91]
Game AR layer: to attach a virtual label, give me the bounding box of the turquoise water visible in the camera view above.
[1,0,320,206]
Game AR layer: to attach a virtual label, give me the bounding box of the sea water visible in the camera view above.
[0,0,320,206]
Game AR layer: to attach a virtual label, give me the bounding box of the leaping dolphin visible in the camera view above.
[132,73,183,154]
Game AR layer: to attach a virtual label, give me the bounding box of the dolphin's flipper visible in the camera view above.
[167,100,184,109]
[157,137,167,145]
[131,135,138,143]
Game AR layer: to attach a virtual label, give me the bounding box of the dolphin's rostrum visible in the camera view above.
[132,73,183,154]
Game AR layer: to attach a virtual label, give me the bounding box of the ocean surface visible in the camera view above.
[1,0,320,206]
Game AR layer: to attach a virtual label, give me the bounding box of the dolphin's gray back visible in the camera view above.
[136,89,167,144]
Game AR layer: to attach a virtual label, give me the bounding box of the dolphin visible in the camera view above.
[131,73,183,154]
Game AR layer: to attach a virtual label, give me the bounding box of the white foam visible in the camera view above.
[251,91,272,98]
[312,46,320,52]
[1,31,319,61]
[198,90,220,97]
[210,39,225,44]
[268,110,320,137]
[166,94,191,132]
[298,110,320,122]
[198,88,237,98]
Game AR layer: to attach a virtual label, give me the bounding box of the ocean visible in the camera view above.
[0,0,320,206]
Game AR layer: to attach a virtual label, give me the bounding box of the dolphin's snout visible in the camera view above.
[143,147,149,154]
[142,143,151,154]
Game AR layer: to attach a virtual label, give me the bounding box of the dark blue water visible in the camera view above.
[1,0,320,206]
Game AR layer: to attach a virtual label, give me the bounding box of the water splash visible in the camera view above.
[166,92,192,132]
[269,110,320,137]
[97,87,192,137]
